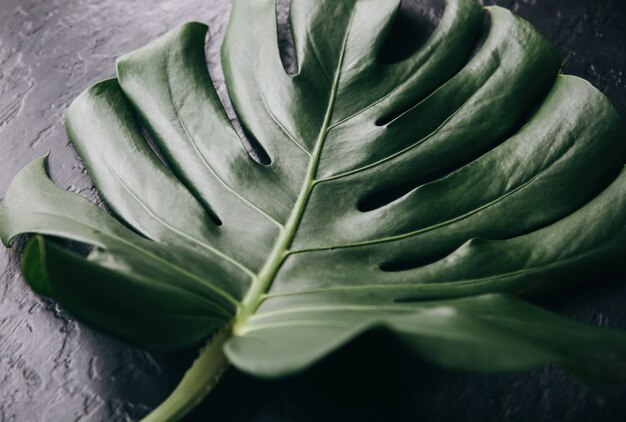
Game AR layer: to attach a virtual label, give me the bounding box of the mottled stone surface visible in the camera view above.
[1,0,626,420]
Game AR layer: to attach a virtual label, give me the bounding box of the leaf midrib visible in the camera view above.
[234,11,355,331]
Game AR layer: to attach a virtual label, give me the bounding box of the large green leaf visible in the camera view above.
[2,0,626,420]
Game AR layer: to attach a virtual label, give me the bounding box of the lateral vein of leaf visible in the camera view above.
[306,31,334,84]
[325,31,442,131]
[121,270,234,317]
[249,304,425,321]
[254,71,312,156]
[316,68,495,184]
[236,10,356,329]
[103,171,255,304]
[33,208,241,308]
[109,169,253,277]
[163,57,284,228]
[237,320,354,335]
[290,138,577,253]
[264,244,612,299]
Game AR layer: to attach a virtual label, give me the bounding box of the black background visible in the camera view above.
[1,0,626,420]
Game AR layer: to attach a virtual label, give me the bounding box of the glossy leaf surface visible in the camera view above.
[2,0,626,419]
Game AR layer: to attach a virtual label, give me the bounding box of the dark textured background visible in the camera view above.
[1,0,626,420]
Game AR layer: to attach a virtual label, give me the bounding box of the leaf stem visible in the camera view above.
[140,326,232,422]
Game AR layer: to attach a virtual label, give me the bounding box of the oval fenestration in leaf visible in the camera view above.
[2,0,626,420]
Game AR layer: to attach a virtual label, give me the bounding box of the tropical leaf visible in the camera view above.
[2,0,626,420]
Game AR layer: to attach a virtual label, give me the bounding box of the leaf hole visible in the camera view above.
[276,0,298,76]
[357,165,457,212]
[377,0,444,65]
[55,237,94,257]
[374,12,490,127]
[136,116,224,226]
[239,123,272,166]
[202,30,273,167]
[379,249,455,272]
[138,120,169,166]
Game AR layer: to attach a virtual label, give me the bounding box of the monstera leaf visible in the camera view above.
[3,0,626,420]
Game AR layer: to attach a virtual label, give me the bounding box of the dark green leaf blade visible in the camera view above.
[22,235,227,351]
[227,293,626,383]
